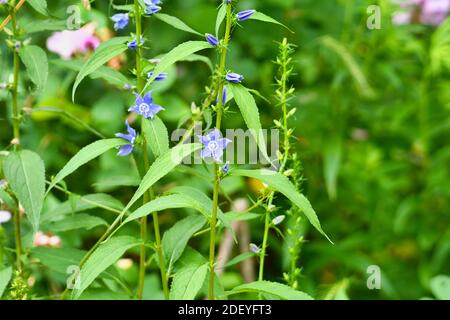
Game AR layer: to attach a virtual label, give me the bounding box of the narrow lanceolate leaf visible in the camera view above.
[42,193,124,222]
[27,0,48,16]
[123,194,205,225]
[19,45,49,94]
[162,215,207,274]
[25,20,66,33]
[48,213,108,232]
[169,263,208,300]
[0,267,13,298]
[47,139,127,194]
[181,54,213,72]
[72,37,129,101]
[168,186,235,240]
[122,143,203,213]
[229,84,270,163]
[249,12,294,33]
[3,150,45,232]
[53,60,131,88]
[143,41,212,91]
[226,281,313,300]
[72,236,141,299]
[320,36,375,98]
[142,116,169,158]
[155,13,202,36]
[215,3,227,36]
[231,169,332,243]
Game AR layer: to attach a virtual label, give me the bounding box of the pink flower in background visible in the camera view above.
[33,231,50,247]
[33,231,62,248]
[392,0,450,26]
[421,0,450,25]
[46,23,100,60]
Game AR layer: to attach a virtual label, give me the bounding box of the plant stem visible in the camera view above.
[10,0,23,274]
[133,1,168,299]
[208,2,233,300]
[257,39,291,287]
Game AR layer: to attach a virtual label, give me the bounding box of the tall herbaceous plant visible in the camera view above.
[0,0,330,300]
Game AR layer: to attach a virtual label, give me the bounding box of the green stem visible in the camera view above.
[10,0,23,274]
[133,1,168,299]
[208,3,233,300]
[257,39,291,288]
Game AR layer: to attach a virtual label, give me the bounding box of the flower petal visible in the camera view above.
[117,144,134,156]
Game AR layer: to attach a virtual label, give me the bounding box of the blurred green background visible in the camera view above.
[1,0,449,300]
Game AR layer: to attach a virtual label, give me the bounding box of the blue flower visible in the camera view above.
[144,0,162,15]
[128,36,144,50]
[111,13,129,30]
[115,120,137,156]
[198,128,232,162]
[237,10,255,21]
[129,91,164,119]
[145,0,161,4]
[148,72,168,81]
[216,86,227,105]
[225,73,244,83]
[205,33,219,47]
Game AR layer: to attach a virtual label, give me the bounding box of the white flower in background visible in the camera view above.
[231,198,249,212]
[116,258,134,270]
[0,210,12,224]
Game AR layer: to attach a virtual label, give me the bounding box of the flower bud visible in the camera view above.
[272,215,285,225]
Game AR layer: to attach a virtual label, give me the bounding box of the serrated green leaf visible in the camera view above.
[72,236,141,299]
[31,247,85,274]
[155,13,202,36]
[231,169,332,243]
[142,116,169,158]
[143,41,212,92]
[249,12,294,33]
[3,150,45,232]
[72,37,128,101]
[122,143,203,214]
[0,267,12,298]
[169,263,208,300]
[226,281,313,300]
[162,215,206,274]
[27,0,48,16]
[229,84,270,163]
[46,139,127,194]
[19,45,49,94]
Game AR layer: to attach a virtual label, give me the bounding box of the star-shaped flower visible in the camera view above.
[129,91,165,119]
[198,128,232,162]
